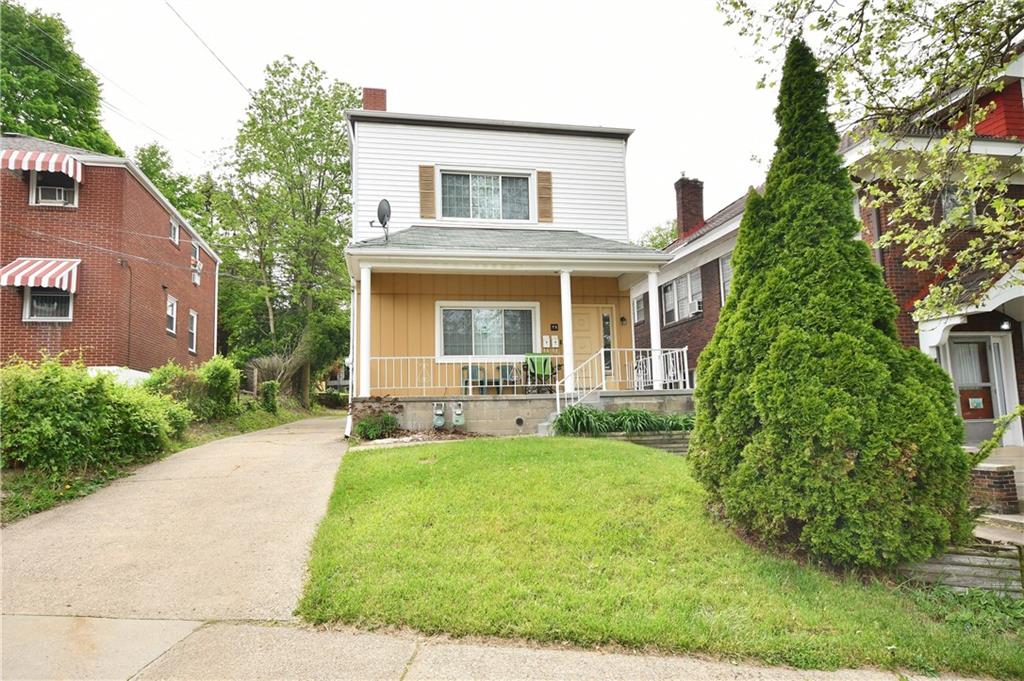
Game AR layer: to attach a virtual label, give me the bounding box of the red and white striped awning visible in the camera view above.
[0,150,84,183]
[0,258,81,293]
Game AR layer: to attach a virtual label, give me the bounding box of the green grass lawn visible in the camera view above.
[1,401,319,524]
[299,437,1024,679]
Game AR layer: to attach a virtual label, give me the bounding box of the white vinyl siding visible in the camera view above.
[352,121,628,242]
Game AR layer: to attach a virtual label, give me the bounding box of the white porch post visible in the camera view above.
[560,270,575,392]
[647,270,664,390]
[358,265,372,398]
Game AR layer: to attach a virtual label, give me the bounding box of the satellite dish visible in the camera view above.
[377,199,391,228]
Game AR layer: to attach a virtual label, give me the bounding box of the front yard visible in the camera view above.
[299,437,1024,679]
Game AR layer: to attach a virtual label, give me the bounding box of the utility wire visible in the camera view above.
[8,43,206,162]
[163,1,253,96]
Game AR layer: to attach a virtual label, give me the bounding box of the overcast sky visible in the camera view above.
[26,0,782,240]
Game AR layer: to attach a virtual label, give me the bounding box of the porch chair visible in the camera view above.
[497,364,520,395]
[524,353,558,394]
[462,364,487,394]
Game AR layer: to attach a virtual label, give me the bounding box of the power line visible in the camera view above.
[163,1,253,96]
[8,42,206,162]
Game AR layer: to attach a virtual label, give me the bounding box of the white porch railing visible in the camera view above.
[368,355,564,396]
[555,347,690,413]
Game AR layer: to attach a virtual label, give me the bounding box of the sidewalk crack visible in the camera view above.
[399,639,421,681]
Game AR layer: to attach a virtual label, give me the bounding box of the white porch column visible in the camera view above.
[560,270,575,392]
[647,270,664,390]
[358,265,372,398]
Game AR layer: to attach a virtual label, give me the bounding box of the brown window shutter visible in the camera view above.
[419,165,436,219]
[537,171,553,222]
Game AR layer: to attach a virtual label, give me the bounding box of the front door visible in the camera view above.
[949,337,1004,445]
[572,306,613,387]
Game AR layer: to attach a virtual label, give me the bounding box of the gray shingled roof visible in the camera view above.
[349,225,663,257]
[0,132,123,160]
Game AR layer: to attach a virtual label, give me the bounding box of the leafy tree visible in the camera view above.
[133,142,213,231]
[634,219,677,250]
[0,0,120,154]
[718,0,1024,318]
[690,38,973,568]
[215,57,358,403]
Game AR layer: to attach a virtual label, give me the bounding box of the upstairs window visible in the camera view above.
[940,187,976,225]
[661,269,702,325]
[23,287,73,321]
[169,219,180,245]
[30,171,77,207]
[166,294,177,334]
[441,172,530,220]
[191,242,201,286]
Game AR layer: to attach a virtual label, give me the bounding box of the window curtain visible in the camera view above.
[472,308,504,355]
[952,342,985,385]
[471,175,501,219]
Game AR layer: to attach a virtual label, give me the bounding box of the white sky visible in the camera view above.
[25,0,781,240]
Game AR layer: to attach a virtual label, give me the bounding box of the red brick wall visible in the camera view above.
[633,258,724,372]
[0,164,216,371]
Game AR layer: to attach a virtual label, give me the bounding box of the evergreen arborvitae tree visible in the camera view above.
[690,38,973,568]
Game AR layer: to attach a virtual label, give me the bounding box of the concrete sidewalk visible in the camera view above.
[2,617,964,681]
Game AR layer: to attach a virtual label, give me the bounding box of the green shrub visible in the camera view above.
[315,389,348,409]
[689,39,971,568]
[259,380,280,414]
[552,405,613,436]
[198,355,241,419]
[609,408,666,433]
[664,412,695,431]
[354,413,400,440]
[1,357,189,474]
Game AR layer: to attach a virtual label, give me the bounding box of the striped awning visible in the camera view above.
[0,150,84,183]
[0,258,81,293]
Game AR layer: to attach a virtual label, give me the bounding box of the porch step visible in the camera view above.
[973,521,1024,548]
[980,514,1024,532]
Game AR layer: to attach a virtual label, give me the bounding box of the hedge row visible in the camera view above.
[142,356,241,421]
[1,357,192,474]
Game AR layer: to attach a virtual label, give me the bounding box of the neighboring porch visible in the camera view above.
[346,226,684,432]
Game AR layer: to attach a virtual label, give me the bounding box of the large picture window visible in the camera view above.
[438,303,537,358]
[661,269,702,325]
[441,172,530,220]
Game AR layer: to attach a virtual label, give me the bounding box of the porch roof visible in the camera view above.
[346,225,670,275]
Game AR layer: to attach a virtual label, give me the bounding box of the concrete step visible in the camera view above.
[980,514,1024,532]
[973,522,1024,547]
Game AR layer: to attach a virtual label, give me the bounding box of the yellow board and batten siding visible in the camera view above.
[360,272,632,396]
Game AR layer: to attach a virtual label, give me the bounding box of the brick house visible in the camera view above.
[0,133,220,379]
[631,60,1024,455]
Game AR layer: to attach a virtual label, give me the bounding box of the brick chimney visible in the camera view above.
[362,87,387,111]
[675,174,704,239]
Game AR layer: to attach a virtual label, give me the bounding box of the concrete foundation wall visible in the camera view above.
[598,390,694,413]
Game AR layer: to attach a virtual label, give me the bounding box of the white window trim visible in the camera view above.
[632,295,645,324]
[191,242,202,286]
[436,167,537,224]
[166,294,177,334]
[434,300,541,363]
[719,252,733,306]
[22,287,74,322]
[188,309,198,353]
[169,219,180,245]
[28,170,79,208]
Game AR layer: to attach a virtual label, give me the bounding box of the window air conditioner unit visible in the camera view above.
[691,300,703,315]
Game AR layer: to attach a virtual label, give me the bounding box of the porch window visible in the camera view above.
[661,269,702,325]
[439,303,536,357]
[441,172,530,220]
[632,295,645,324]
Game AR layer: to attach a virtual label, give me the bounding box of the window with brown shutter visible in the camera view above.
[537,171,553,222]
[419,165,436,219]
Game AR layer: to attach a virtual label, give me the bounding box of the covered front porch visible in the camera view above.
[346,226,684,414]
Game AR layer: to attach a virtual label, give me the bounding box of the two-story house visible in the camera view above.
[344,90,687,434]
[0,133,220,380]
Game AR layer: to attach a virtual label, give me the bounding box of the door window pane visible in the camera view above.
[442,309,473,355]
[501,176,529,220]
[503,309,533,354]
[441,173,470,218]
